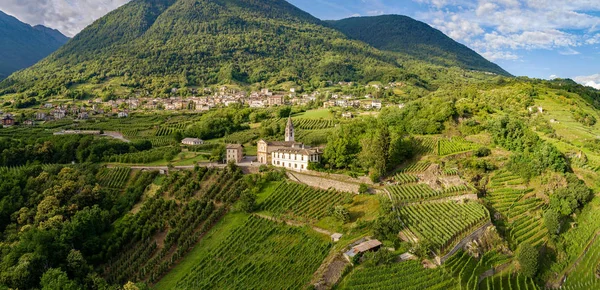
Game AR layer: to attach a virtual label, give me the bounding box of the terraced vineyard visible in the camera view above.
[479,272,539,290]
[560,236,600,290]
[339,260,456,290]
[489,171,525,188]
[437,138,478,156]
[485,172,547,247]
[174,215,331,289]
[294,118,337,130]
[399,161,431,173]
[394,173,419,184]
[387,184,472,203]
[261,182,352,221]
[224,129,259,144]
[97,167,131,189]
[103,167,245,285]
[444,250,511,289]
[398,201,490,253]
[412,137,437,155]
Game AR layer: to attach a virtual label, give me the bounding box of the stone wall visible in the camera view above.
[287,171,360,193]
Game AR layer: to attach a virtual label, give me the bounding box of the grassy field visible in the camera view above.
[293,109,333,119]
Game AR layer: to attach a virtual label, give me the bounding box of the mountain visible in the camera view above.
[0,0,413,98]
[0,11,69,80]
[327,15,511,76]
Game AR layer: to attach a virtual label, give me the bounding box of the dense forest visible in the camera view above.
[0,0,409,100]
[327,15,510,76]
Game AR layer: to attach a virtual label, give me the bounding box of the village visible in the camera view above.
[0,82,407,127]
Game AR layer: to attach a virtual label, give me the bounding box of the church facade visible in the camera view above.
[256,116,321,171]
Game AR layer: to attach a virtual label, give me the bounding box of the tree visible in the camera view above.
[331,205,350,223]
[173,131,183,143]
[239,190,257,213]
[40,268,80,290]
[517,243,539,278]
[278,106,292,118]
[544,209,561,236]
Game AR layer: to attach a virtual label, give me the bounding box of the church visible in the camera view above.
[257,117,322,171]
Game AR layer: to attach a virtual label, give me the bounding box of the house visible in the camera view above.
[249,99,266,108]
[78,112,89,120]
[268,95,285,106]
[342,112,353,119]
[53,110,66,120]
[35,112,47,120]
[118,111,129,118]
[2,115,15,126]
[226,144,244,164]
[371,100,382,110]
[271,146,321,171]
[44,103,53,108]
[23,120,34,126]
[344,239,382,258]
[181,138,204,146]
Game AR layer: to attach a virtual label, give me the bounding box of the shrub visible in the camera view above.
[517,243,539,278]
[474,147,491,157]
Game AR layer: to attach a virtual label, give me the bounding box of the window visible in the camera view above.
[294,154,297,160]
[282,162,285,167]
[301,165,304,169]
[294,164,297,168]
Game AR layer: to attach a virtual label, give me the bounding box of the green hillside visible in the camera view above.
[327,15,511,76]
[0,0,410,99]
[0,11,69,80]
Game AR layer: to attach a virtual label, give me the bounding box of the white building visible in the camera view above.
[371,100,382,110]
[181,138,204,146]
[271,146,321,171]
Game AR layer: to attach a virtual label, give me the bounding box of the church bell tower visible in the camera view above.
[285,116,295,142]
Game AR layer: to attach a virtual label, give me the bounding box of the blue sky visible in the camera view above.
[288,0,600,88]
[1,0,599,88]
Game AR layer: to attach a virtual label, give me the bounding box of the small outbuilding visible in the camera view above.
[182,138,204,146]
[331,233,343,242]
[344,239,382,258]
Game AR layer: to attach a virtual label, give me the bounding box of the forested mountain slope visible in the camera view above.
[0,11,69,80]
[327,15,511,76]
[0,0,409,98]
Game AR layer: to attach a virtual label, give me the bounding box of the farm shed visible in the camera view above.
[344,239,382,258]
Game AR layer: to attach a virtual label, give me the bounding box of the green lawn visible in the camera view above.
[256,181,282,204]
[153,212,250,289]
[294,108,333,119]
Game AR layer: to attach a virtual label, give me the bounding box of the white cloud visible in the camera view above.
[549,74,559,79]
[480,50,519,61]
[415,0,600,62]
[574,74,600,89]
[559,47,581,55]
[0,0,131,36]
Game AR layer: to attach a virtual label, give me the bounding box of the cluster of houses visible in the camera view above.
[33,103,128,122]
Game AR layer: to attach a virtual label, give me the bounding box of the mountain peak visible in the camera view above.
[0,10,69,80]
[327,15,511,76]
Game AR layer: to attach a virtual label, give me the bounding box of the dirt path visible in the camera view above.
[103,131,130,143]
[253,213,333,236]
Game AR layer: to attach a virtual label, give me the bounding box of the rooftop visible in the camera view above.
[226,144,244,149]
[352,239,382,253]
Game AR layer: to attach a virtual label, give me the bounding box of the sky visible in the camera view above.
[0,0,599,89]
